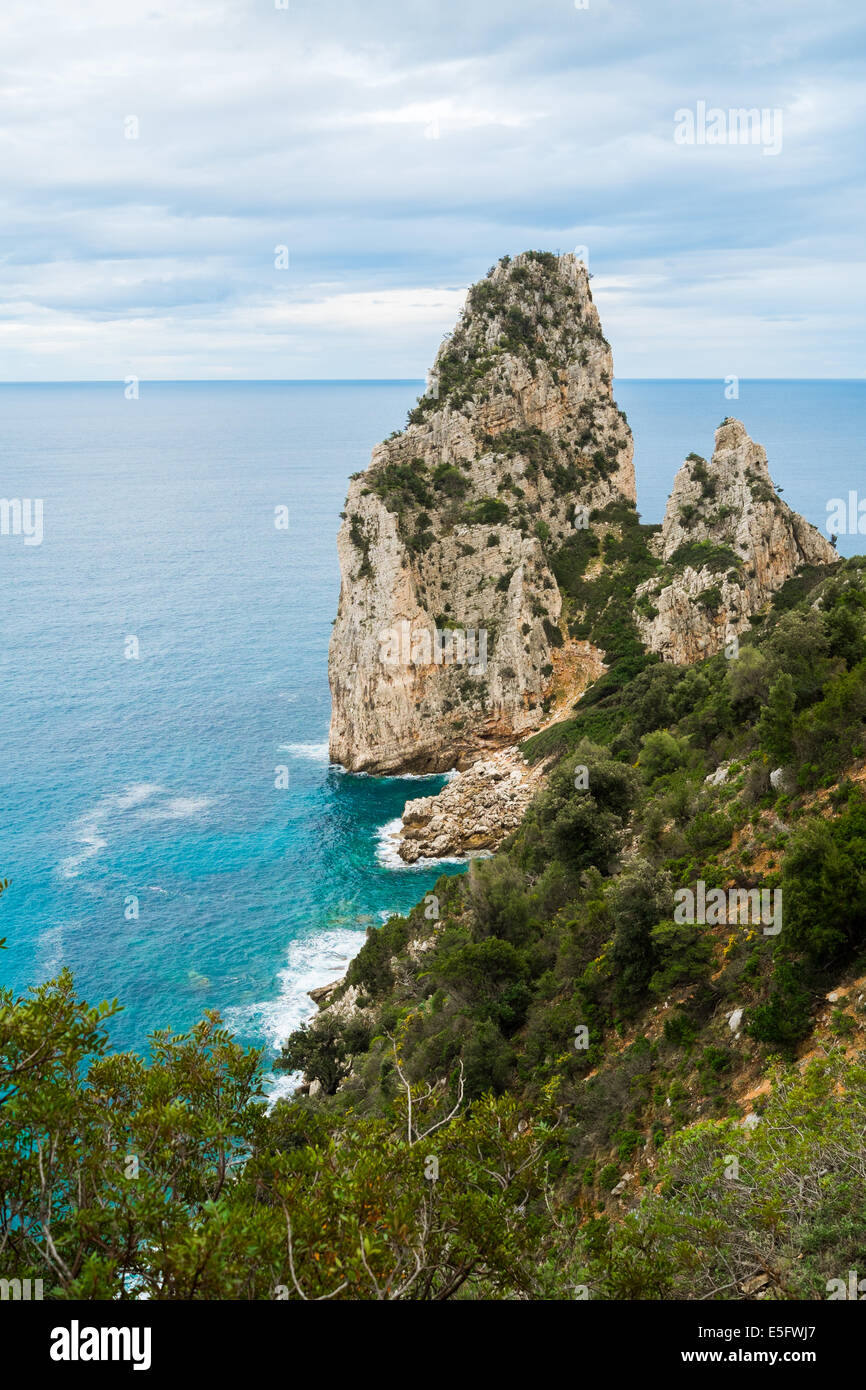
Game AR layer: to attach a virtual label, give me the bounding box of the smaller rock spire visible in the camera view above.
[635,421,836,664]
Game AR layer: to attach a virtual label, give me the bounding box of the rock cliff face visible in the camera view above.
[328,251,635,774]
[634,418,836,664]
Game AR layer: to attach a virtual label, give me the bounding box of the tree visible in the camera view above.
[765,610,834,707]
[757,672,795,765]
[746,958,812,1047]
[0,971,264,1298]
[637,730,692,783]
[278,1013,372,1095]
[522,740,638,878]
[726,643,769,711]
[0,968,554,1300]
[609,860,674,1009]
[781,801,866,960]
[568,1053,866,1300]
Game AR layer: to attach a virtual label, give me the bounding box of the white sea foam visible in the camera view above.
[36,923,66,978]
[352,768,459,782]
[60,783,214,877]
[60,782,163,878]
[225,926,367,1108]
[137,795,215,822]
[375,815,482,870]
[375,816,408,869]
[277,741,332,763]
[388,769,459,782]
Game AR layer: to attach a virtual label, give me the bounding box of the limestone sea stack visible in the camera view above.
[634,418,837,664]
[328,251,635,773]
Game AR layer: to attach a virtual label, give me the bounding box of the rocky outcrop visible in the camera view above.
[308,979,344,1008]
[390,640,604,863]
[329,251,635,774]
[395,746,542,863]
[634,418,836,664]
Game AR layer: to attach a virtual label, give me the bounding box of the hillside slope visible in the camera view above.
[290,554,866,1298]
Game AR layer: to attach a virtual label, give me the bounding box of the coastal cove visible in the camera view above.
[0,379,863,1097]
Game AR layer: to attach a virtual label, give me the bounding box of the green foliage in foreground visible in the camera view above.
[562,1052,866,1300]
[0,970,554,1300]
[1,966,864,1299]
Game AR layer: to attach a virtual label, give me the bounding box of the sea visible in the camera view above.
[0,379,862,1096]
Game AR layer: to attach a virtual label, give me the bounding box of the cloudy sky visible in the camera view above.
[0,0,863,379]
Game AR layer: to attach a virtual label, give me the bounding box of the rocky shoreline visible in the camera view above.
[395,745,542,863]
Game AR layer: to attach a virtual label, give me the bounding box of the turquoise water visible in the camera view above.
[0,380,862,1091]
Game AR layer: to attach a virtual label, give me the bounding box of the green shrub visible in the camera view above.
[662,1012,698,1048]
[464,496,510,525]
[650,921,713,997]
[747,959,813,1048]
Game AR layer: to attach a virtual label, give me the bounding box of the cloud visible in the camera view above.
[0,0,863,377]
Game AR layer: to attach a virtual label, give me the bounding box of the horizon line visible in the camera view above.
[0,376,863,386]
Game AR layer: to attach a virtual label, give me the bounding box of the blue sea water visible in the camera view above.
[0,379,862,1092]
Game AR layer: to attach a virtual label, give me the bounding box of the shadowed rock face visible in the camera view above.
[328,251,636,774]
[634,418,837,665]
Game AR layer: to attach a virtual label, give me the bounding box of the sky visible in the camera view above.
[0,0,863,380]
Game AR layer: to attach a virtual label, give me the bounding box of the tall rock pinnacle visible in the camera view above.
[328,251,636,773]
